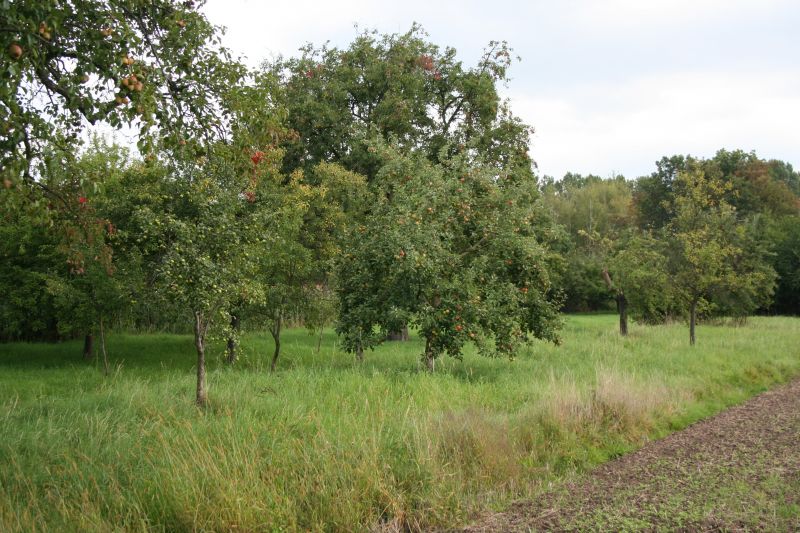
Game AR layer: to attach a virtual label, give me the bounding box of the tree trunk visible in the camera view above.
[423,337,435,372]
[83,333,94,360]
[355,343,364,363]
[387,325,409,341]
[315,328,323,354]
[617,294,628,336]
[269,315,282,373]
[194,311,208,407]
[99,316,109,376]
[689,300,697,346]
[602,268,628,336]
[226,313,240,365]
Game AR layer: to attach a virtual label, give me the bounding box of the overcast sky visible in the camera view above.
[201,0,800,180]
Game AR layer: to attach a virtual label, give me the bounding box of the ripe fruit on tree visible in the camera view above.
[7,43,22,60]
[250,150,264,165]
[38,22,51,40]
[418,55,434,71]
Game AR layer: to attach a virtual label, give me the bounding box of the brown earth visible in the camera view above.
[461,379,800,532]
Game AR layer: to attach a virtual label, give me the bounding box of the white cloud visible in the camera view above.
[572,0,793,31]
[512,68,800,178]
[198,0,800,178]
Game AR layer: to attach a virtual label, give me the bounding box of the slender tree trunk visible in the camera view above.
[355,343,364,363]
[194,311,208,407]
[315,328,323,354]
[618,294,628,336]
[99,316,109,376]
[423,337,435,372]
[83,333,94,360]
[226,313,240,364]
[269,314,282,373]
[602,268,628,336]
[689,299,697,346]
[387,325,409,341]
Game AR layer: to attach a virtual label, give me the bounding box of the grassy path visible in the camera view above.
[464,378,800,531]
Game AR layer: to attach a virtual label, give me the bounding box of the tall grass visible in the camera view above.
[1,315,798,531]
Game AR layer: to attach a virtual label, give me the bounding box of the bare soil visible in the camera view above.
[462,379,800,532]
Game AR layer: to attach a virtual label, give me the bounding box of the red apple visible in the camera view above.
[7,43,22,60]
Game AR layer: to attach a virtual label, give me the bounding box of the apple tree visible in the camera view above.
[0,136,134,368]
[336,141,562,370]
[222,159,366,370]
[116,142,284,405]
[272,25,533,181]
[1,0,243,187]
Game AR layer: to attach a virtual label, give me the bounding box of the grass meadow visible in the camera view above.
[1,314,799,531]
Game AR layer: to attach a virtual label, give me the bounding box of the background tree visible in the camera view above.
[631,155,687,230]
[540,173,633,313]
[0,137,133,365]
[605,232,674,331]
[272,25,532,179]
[0,181,61,341]
[769,215,800,314]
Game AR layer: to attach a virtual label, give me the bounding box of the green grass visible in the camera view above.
[1,315,799,531]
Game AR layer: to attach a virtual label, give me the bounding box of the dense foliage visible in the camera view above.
[336,141,562,368]
[1,0,243,187]
[542,150,799,329]
[1,6,798,407]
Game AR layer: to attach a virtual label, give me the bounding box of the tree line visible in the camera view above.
[543,151,799,338]
[2,3,797,405]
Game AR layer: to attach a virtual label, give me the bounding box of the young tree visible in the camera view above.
[105,126,289,404]
[145,146,273,405]
[228,161,366,371]
[604,232,673,333]
[665,168,775,345]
